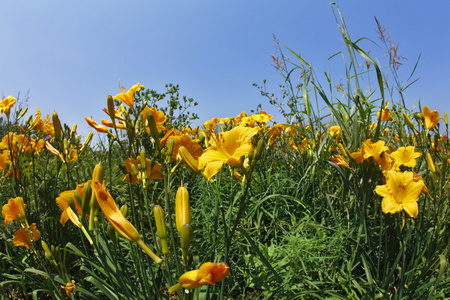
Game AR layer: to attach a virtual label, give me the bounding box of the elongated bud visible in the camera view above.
[445,112,448,128]
[42,241,54,262]
[180,223,192,260]
[167,139,174,162]
[63,138,69,153]
[427,153,436,173]
[79,132,93,156]
[74,192,83,207]
[81,185,92,219]
[338,143,349,160]
[176,185,191,235]
[178,146,200,174]
[252,140,264,166]
[18,107,28,120]
[119,204,128,218]
[53,112,62,141]
[68,197,76,212]
[107,95,116,127]
[140,150,147,170]
[404,113,417,132]
[89,163,104,231]
[441,155,448,182]
[131,163,139,176]
[154,205,169,254]
[429,172,436,191]
[147,112,160,148]
[70,123,77,139]
[107,224,118,246]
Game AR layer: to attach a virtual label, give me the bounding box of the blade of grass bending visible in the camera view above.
[84,276,119,300]
[237,227,283,284]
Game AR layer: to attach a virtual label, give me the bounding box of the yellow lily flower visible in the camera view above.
[0,96,16,115]
[420,106,441,133]
[114,83,145,108]
[374,170,425,217]
[168,262,230,293]
[390,146,421,168]
[198,126,259,180]
[142,107,167,132]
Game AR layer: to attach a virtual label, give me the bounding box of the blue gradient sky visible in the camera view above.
[1,1,449,138]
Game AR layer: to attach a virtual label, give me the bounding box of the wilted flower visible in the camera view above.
[61,280,77,299]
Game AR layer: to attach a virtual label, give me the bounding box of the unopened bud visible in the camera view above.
[107,224,118,246]
[403,113,417,132]
[68,197,76,212]
[52,112,62,141]
[167,139,174,162]
[147,112,160,148]
[79,132,93,156]
[131,163,139,176]
[18,107,28,120]
[120,204,128,218]
[427,153,436,173]
[154,205,169,255]
[176,185,191,235]
[180,223,193,261]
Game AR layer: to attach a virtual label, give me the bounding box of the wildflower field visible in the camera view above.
[1,7,450,300]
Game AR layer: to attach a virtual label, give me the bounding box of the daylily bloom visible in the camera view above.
[85,117,108,133]
[168,262,230,293]
[420,106,441,133]
[114,83,145,108]
[374,170,425,217]
[92,181,162,264]
[330,155,349,168]
[198,126,259,180]
[2,197,27,225]
[56,182,90,227]
[390,146,421,168]
[362,139,388,162]
[377,101,392,121]
[61,280,77,299]
[13,223,40,249]
[329,125,341,138]
[170,134,203,161]
[0,96,16,115]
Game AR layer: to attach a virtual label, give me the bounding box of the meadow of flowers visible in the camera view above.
[1,7,450,300]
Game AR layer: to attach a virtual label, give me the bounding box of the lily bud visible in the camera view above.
[252,140,264,167]
[403,113,417,132]
[167,139,174,163]
[107,224,118,246]
[119,204,129,218]
[81,185,92,220]
[68,197,77,212]
[176,185,191,235]
[154,205,169,255]
[53,112,63,141]
[70,123,77,139]
[73,192,83,207]
[140,150,147,170]
[107,95,116,127]
[79,132,93,156]
[147,112,160,148]
[180,223,192,260]
[89,163,104,231]
[178,146,200,174]
[18,107,28,120]
[427,153,436,173]
[338,143,349,160]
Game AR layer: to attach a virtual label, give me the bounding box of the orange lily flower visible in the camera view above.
[92,181,162,264]
[85,118,108,133]
[168,262,230,293]
[2,197,27,225]
[13,223,40,249]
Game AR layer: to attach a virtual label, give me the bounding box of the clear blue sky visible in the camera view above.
[1,1,449,139]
